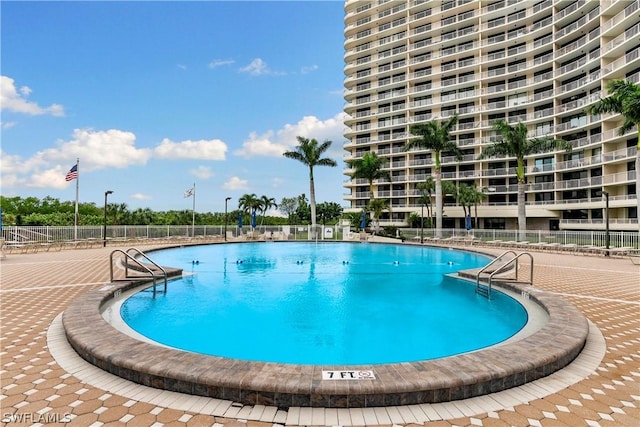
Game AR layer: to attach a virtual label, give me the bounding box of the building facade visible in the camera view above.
[343,0,639,231]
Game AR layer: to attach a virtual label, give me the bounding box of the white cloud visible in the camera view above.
[29,167,70,189]
[131,193,152,201]
[239,58,285,76]
[154,138,227,160]
[1,128,152,189]
[209,59,235,69]
[0,75,65,116]
[265,207,284,217]
[301,64,318,74]
[234,131,289,157]
[177,64,187,70]
[190,165,213,179]
[1,121,17,129]
[234,112,346,158]
[0,151,22,188]
[39,128,151,169]
[223,176,249,190]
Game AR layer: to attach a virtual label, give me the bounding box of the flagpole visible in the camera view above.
[191,182,196,238]
[74,158,79,240]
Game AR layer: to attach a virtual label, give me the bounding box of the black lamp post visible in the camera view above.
[603,190,610,256]
[420,203,424,244]
[103,190,113,247]
[224,197,231,241]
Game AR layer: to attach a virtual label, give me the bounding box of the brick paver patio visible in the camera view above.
[1,241,638,426]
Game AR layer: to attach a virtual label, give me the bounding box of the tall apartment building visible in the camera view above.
[343,0,639,231]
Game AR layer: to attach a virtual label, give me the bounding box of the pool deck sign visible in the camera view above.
[322,370,376,380]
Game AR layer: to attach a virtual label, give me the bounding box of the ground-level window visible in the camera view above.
[484,218,505,229]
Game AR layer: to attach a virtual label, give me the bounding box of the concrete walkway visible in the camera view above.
[1,242,638,426]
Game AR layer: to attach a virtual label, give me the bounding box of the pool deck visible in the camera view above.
[1,240,639,426]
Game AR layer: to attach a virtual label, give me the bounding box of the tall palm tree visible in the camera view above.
[479,120,572,240]
[366,198,391,234]
[346,151,391,203]
[283,137,337,237]
[405,115,461,237]
[586,79,640,225]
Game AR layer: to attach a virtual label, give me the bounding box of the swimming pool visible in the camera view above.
[65,241,588,407]
[121,242,527,364]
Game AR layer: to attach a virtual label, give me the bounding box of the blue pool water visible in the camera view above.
[121,242,527,365]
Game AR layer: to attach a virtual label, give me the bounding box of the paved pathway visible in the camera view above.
[1,242,638,426]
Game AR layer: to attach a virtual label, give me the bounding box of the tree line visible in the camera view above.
[0,194,344,227]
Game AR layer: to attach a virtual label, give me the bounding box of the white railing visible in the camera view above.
[393,227,639,248]
[1,225,350,244]
[4,225,638,248]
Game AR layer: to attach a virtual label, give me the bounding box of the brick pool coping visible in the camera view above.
[62,248,589,409]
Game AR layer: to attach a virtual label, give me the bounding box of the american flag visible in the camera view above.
[65,164,78,181]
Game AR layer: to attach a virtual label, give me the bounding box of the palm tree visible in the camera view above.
[342,211,366,231]
[283,137,337,237]
[471,186,489,229]
[586,79,640,226]
[451,183,474,221]
[346,151,391,227]
[110,202,129,225]
[346,151,391,203]
[416,176,435,229]
[131,207,155,225]
[407,212,421,228]
[479,120,572,240]
[238,193,261,230]
[259,195,278,227]
[405,115,461,237]
[366,198,391,234]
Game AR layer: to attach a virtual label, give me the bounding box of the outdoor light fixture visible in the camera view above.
[103,190,113,247]
[602,190,610,256]
[224,197,232,241]
[420,202,424,244]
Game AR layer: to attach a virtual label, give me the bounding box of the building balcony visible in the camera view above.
[554,0,590,26]
[602,46,640,76]
[601,0,639,35]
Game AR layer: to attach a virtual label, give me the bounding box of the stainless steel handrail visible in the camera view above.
[125,247,168,293]
[475,251,533,298]
[110,248,168,296]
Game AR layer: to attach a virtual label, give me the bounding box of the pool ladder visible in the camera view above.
[110,248,168,297]
[475,250,533,299]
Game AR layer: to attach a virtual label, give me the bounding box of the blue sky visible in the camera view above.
[1,0,347,214]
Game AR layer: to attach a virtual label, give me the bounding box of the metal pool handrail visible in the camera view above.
[476,250,534,298]
[110,248,167,296]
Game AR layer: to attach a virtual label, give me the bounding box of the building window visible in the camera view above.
[535,192,554,202]
[534,157,554,172]
[485,218,506,229]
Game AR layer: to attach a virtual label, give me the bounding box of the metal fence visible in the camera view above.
[0,224,349,244]
[1,225,638,248]
[401,228,639,248]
